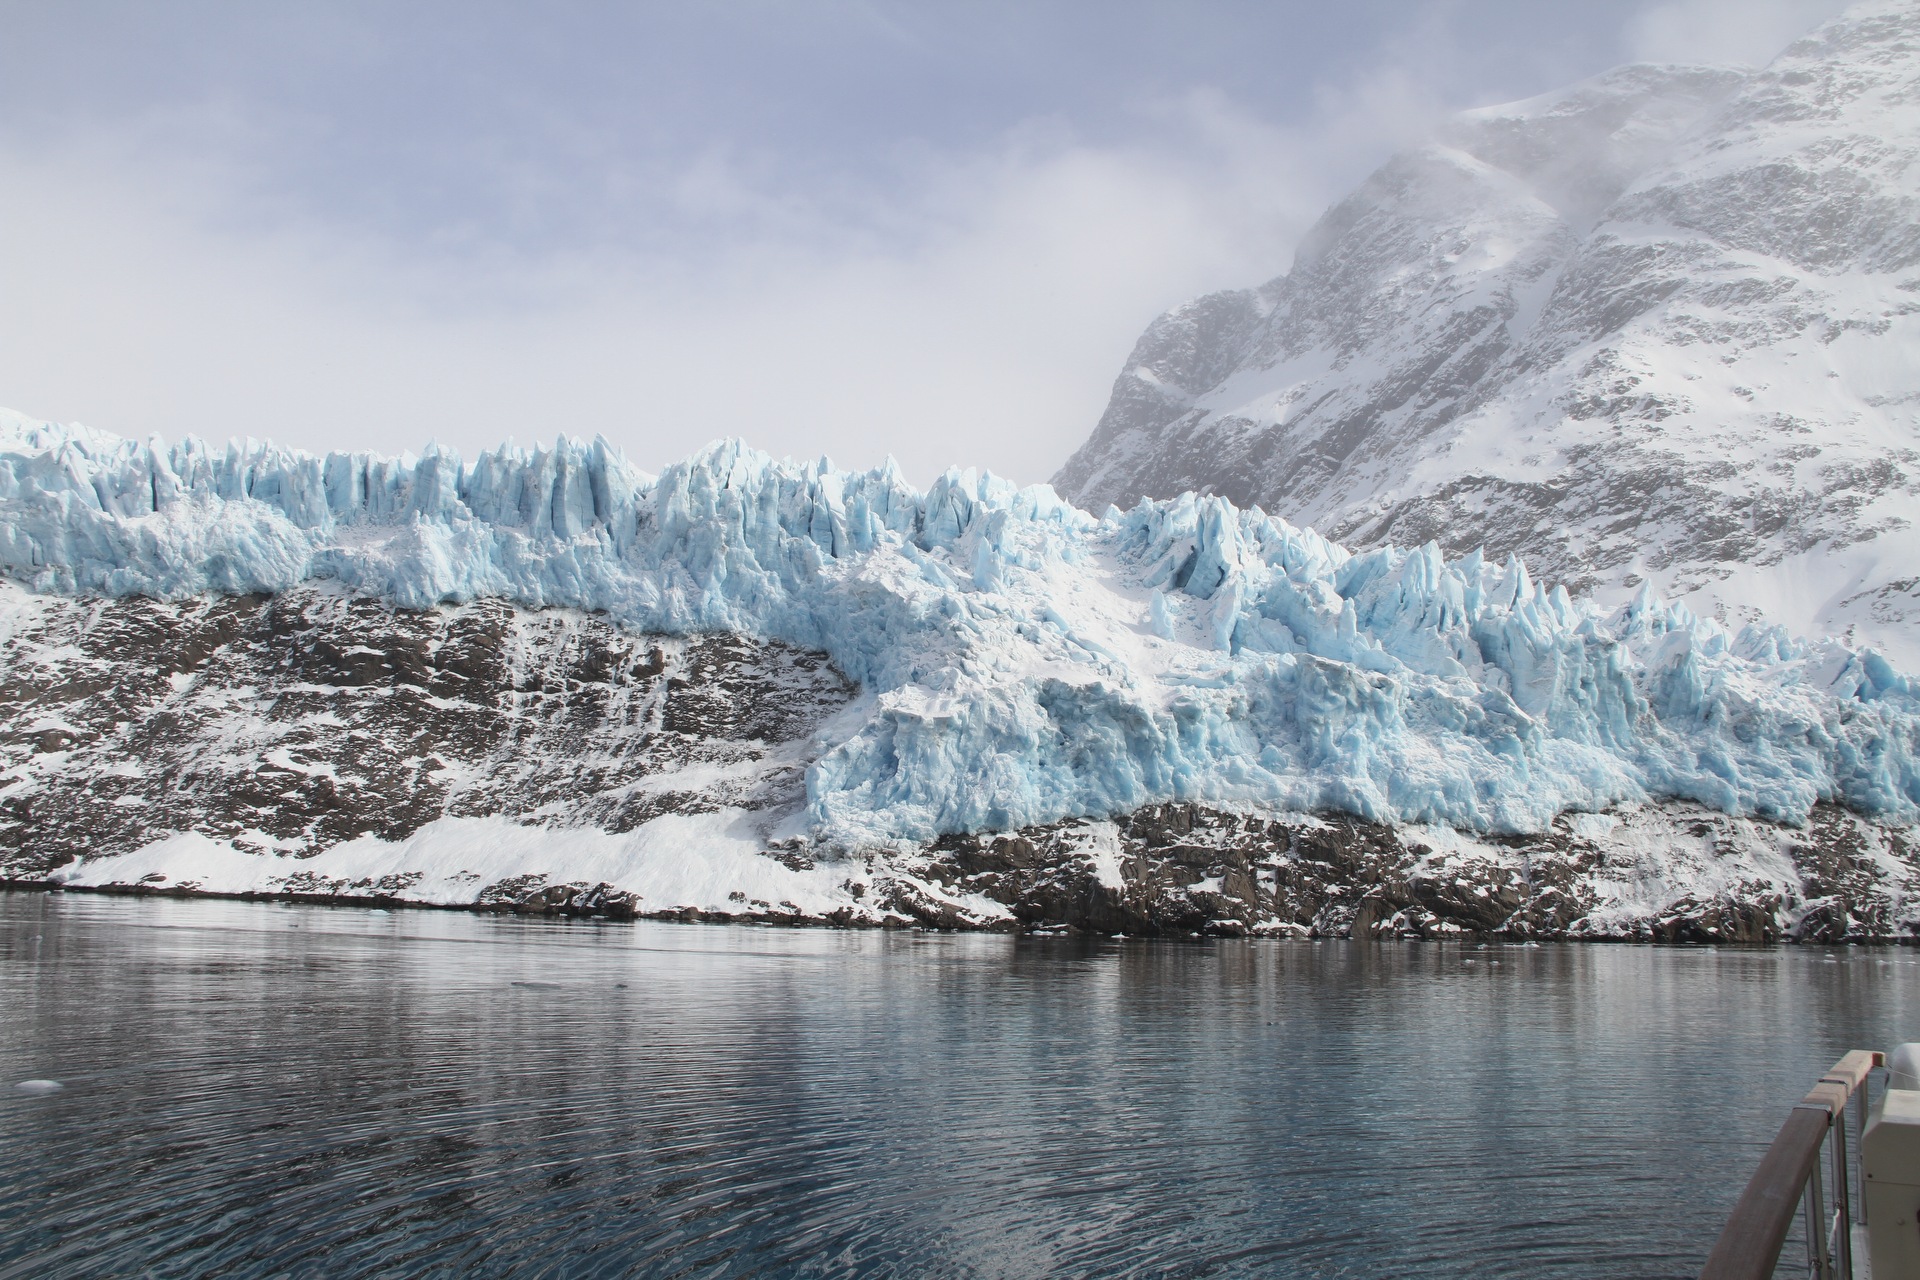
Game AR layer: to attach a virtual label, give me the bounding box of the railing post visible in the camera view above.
[1817,1049,1883,1278]
[1804,1145,1831,1280]
[1802,1179,1817,1278]
[1854,1084,1869,1226]
[1831,1113,1851,1280]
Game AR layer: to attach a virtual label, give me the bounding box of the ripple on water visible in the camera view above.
[0,895,1909,1279]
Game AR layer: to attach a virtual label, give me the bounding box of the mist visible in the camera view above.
[0,0,1851,483]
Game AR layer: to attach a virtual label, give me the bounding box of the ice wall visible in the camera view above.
[0,407,1913,847]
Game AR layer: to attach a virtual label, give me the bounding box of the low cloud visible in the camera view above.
[0,89,1424,487]
[0,0,1848,489]
[1626,0,1851,67]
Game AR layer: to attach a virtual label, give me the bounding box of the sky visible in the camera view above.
[0,0,1851,485]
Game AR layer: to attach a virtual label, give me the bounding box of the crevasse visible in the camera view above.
[1,409,1914,847]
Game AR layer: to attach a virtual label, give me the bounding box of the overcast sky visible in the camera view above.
[0,0,1850,484]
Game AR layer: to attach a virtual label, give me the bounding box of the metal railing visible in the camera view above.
[1699,1050,1884,1280]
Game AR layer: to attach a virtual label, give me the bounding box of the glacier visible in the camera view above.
[1,406,1916,857]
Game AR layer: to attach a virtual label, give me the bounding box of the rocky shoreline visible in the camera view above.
[11,793,1915,945]
[4,585,1914,944]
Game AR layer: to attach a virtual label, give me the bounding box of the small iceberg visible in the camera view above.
[14,1079,63,1095]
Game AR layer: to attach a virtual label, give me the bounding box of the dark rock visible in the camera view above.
[0,587,855,880]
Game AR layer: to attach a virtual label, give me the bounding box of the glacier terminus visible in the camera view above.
[0,409,1914,941]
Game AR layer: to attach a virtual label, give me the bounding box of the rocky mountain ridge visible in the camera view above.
[1053,0,1920,668]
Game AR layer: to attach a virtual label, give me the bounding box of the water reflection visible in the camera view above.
[1,892,1912,1278]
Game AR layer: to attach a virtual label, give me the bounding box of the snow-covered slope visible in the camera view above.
[1053,0,1920,667]
[0,585,854,867]
[1,410,1916,936]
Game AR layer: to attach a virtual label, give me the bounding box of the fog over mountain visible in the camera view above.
[1055,0,1920,666]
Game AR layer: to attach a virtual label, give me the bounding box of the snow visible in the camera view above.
[52,808,1021,924]
[54,811,871,916]
[1051,2,1920,669]
[0,411,1915,853]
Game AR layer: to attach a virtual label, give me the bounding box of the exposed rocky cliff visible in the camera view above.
[1054,0,1920,667]
[0,584,853,881]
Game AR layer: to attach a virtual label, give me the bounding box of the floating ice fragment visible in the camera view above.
[14,1079,62,1095]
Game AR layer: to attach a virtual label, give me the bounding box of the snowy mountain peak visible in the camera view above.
[1436,63,1745,231]
[1053,0,1920,668]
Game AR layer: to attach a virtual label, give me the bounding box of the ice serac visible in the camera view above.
[1052,0,1920,668]
[0,409,1916,877]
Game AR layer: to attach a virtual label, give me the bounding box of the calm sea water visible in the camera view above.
[0,891,1912,1279]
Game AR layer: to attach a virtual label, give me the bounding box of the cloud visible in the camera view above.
[5,1,1707,490]
[0,81,1444,487]
[1626,0,1851,67]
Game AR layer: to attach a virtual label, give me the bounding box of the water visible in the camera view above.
[1,892,1912,1279]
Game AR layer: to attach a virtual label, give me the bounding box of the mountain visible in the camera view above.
[0,411,1916,940]
[1053,0,1920,668]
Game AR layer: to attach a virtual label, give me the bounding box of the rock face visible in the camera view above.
[908,801,1918,944]
[3,586,1914,941]
[1053,1,1920,666]
[0,585,854,881]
